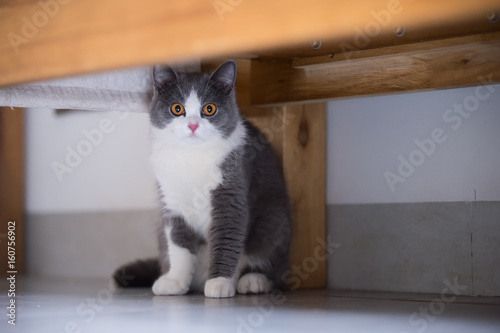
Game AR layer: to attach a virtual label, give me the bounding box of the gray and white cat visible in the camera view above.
[114,61,291,298]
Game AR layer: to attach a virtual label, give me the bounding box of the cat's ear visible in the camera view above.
[209,60,236,94]
[152,64,178,90]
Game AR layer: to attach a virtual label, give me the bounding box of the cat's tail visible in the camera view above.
[112,258,161,288]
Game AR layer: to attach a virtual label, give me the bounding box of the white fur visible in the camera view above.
[184,90,202,119]
[204,277,235,298]
[150,89,246,237]
[237,273,272,294]
[152,226,196,295]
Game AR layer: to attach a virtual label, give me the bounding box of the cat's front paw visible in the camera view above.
[204,277,235,298]
[152,274,189,296]
[237,273,272,294]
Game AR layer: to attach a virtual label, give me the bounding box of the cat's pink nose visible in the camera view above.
[188,123,199,133]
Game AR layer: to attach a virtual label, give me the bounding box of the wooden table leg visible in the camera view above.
[0,107,25,276]
[246,103,327,289]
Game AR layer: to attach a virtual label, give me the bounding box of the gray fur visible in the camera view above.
[114,61,292,291]
[207,121,292,289]
[208,148,249,279]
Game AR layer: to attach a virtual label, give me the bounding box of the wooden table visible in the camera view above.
[1,0,499,287]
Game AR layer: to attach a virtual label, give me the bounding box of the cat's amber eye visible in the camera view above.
[170,103,185,116]
[202,103,217,117]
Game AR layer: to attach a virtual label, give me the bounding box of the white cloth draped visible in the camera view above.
[0,67,153,113]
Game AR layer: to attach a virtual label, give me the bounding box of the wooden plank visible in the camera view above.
[251,32,500,106]
[0,108,25,276]
[1,0,499,86]
[259,16,500,60]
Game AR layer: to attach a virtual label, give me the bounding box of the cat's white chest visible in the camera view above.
[151,142,223,236]
[150,123,245,236]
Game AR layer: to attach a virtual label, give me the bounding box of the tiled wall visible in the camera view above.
[26,210,158,279]
[327,202,500,296]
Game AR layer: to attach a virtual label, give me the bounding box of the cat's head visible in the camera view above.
[150,61,240,144]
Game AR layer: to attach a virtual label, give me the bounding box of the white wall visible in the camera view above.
[25,108,157,214]
[327,84,500,205]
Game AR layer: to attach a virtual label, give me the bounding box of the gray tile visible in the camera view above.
[472,202,500,296]
[327,202,473,294]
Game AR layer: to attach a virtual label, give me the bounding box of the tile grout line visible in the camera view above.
[470,201,474,296]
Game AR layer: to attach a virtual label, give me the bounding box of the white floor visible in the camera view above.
[2,277,499,333]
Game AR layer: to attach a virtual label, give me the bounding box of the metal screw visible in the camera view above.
[310,40,322,50]
[394,26,405,37]
[487,12,499,23]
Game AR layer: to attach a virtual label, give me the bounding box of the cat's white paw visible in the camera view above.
[204,277,235,298]
[237,273,272,294]
[152,275,189,296]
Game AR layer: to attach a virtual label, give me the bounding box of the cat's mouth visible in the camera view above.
[185,132,205,143]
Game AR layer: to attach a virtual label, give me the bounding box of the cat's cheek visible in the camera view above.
[173,124,189,140]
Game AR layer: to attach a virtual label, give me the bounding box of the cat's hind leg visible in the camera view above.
[237,272,272,294]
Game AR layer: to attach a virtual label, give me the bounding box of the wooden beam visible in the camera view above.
[251,32,500,106]
[1,0,499,86]
[292,32,500,68]
[0,108,25,276]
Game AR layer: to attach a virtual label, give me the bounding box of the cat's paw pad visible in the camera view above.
[237,273,272,294]
[152,275,189,296]
[204,277,235,298]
